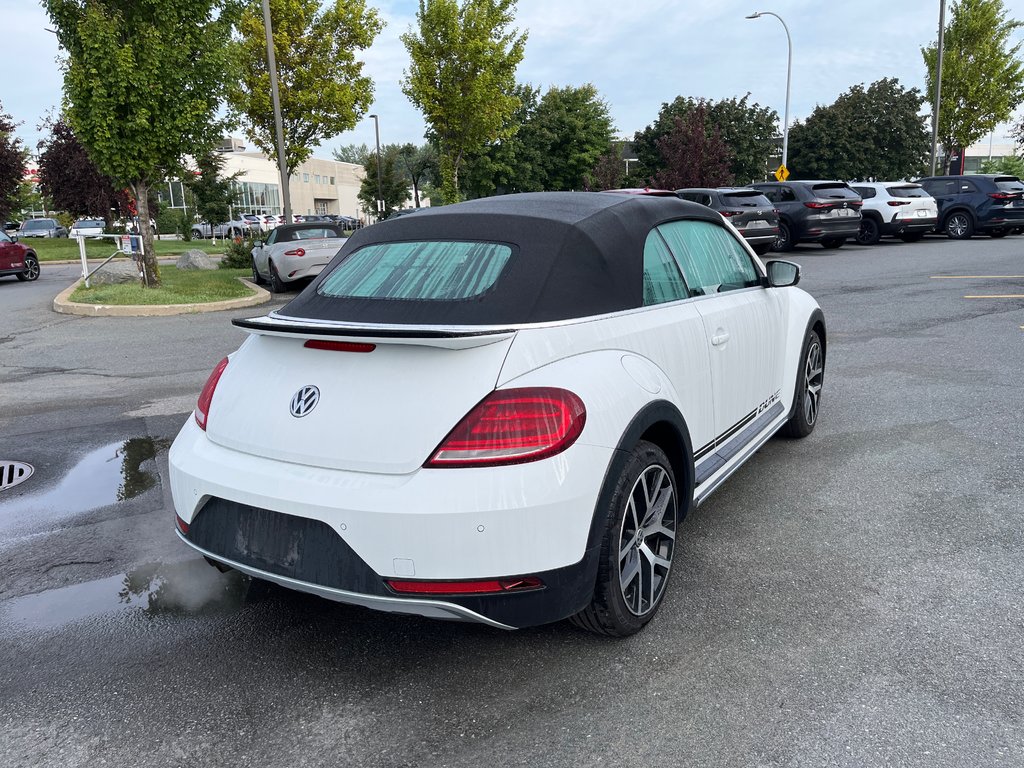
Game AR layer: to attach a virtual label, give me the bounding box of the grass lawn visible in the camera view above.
[70,267,252,305]
[29,237,230,262]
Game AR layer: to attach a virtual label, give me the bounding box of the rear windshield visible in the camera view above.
[76,219,104,227]
[318,241,513,301]
[22,220,52,230]
[995,177,1024,192]
[886,185,929,198]
[721,191,772,207]
[285,226,344,241]
[810,183,860,200]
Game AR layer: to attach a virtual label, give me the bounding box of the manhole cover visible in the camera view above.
[1,461,34,492]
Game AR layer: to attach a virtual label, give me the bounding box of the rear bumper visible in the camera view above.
[797,218,861,242]
[168,418,609,627]
[881,216,937,235]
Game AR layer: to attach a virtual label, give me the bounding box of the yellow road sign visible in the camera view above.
[774,164,790,182]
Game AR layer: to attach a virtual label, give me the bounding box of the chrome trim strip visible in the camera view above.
[175,530,516,631]
[694,415,788,506]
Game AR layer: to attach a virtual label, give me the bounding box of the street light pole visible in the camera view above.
[262,0,292,222]
[369,114,383,220]
[930,0,947,176]
[746,11,792,170]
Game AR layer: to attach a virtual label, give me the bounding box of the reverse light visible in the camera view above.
[425,387,586,468]
[386,576,543,595]
[284,248,306,256]
[303,339,376,353]
[194,357,229,431]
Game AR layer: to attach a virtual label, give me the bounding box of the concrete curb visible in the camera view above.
[52,277,271,317]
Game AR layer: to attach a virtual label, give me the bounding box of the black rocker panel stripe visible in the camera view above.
[694,401,786,486]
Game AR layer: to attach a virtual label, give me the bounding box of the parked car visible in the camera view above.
[915,174,1024,239]
[250,222,348,292]
[676,187,780,255]
[4,220,21,234]
[751,181,862,250]
[69,218,106,238]
[261,215,279,231]
[0,230,40,282]
[191,219,251,239]
[241,214,268,233]
[19,218,68,238]
[847,183,938,245]
[170,191,826,636]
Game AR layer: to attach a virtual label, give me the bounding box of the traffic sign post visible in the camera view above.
[774,164,790,182]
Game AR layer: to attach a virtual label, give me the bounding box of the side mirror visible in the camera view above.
[766,259,800,287]
[10,235,17,243]
[254,240,263,248]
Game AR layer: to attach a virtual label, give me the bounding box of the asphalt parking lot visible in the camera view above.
[1,236,1022,767]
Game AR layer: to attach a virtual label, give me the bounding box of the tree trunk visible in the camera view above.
[133,181,160,287]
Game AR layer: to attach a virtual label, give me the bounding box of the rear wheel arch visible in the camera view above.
[786,309,827,422]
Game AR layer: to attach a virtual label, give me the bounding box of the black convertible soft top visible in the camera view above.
[279,191,722,326]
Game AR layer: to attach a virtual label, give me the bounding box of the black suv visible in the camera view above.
[751,181,863,250]
[915,175,1024,239]
[675,187,780,255]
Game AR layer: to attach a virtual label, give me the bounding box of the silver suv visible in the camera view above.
[19,218,68,238]
[849,183,938,245]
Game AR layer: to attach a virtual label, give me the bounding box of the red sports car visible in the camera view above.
[0,230,40,282]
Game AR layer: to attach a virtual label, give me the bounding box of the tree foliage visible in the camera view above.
[980,154,1024,176]
[460,83,542,199]
[402,0,527,203]
[332,143,372,165]
[0,101,26,221]
[230,0,382,177]
[651,108,734,190]
[787,78,929,181]
[633,94,778,185]
[186,151,237,228]
[527,84,615,191]
[44,0,235,286]
[396,143,437,207]
[37,118,128,224]
[585,145,626,191]
[357,145,412,219]
[923,0,1024,162]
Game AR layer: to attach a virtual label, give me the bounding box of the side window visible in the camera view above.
[679,192,697,202]
[959,180,978,194]
[779,187,797,202]
[697,193,713,207]
[265,229,278,245]
[853,186,876,199]
[642,229,689,306]
[757,187,777,203]
[658,220,760,296]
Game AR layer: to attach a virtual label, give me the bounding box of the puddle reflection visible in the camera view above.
[0,437,167,534]
[0,559,253,632]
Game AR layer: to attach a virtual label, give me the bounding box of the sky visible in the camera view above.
[4,0,1024,161]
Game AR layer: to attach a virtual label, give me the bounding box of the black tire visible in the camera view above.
[191,228,203,240]
[989,228,1009,238]
[899,232,925,243]
[820,237,845,249]
[15,254,39,282]
[781,330,824,439]
[251,257,266,286]
[944,211,974,239]
[855,217,881,246]
[571,441,679,637]
[269,261,286,293]
[772,221,794,252]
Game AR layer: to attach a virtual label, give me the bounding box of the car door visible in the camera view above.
[0,231,16,270]
[920,178,956,218]
[255,228,279,276]
[657,220,785,460]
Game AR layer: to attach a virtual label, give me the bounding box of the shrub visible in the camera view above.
[219,234,254,269]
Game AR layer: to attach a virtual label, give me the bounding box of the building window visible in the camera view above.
[315,174,321,184]
[329,176,335,186]
[303,173,310,183]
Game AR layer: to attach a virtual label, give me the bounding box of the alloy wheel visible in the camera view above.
[803,339,824,425]
[947,214,970,238]
[617,465,676,616]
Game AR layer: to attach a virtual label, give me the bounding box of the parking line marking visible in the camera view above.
[963,294,1024,299]
[930,275,1024,279]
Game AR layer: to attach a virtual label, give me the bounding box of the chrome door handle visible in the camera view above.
[711,332,730,346]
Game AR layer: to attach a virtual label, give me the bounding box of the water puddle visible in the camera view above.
[0,437,167,535]
[0,559,253,633]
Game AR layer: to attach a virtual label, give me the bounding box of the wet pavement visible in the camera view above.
[1,241,1023,767]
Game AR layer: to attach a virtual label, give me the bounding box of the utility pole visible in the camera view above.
[370,114,383,221]
[930,0,947,176]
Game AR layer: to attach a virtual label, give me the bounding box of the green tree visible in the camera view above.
[402,0,527,204]
[186,152,237,229]
[651,107,734,190]
[0,101,26,221]
[980,154,1024,176]
[358,145,412,218]
[526,84,616,191]
[923,0,1024,167]
[44,0,234,287]
[229,0,383,176]
[332,142,372,165]
[787,78,929,180]
[396,143,437,207]
[460,83,542,198]
[633,94,778,185]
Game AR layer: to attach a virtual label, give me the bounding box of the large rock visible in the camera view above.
[176,249,216,270]
[88,261,142,285]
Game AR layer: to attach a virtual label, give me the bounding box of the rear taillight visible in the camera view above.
[303,339,376,353]
[194,357,229,431]
[887,200,910,206]
[284,248,306,256]
[425,387,586,468]
[849,200,863,208]
[386,576,543,595]
[804,201,830,209]
[988,192,1017,200]
[720,210,742,217]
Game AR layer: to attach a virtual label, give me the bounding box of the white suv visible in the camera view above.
[850,182,938,245]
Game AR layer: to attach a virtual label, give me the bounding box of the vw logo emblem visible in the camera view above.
[289,385,320,418]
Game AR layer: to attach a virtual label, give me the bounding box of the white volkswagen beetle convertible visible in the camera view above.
[169,192,825,636]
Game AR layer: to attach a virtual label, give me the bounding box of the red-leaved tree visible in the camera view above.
[651,105,733,190]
